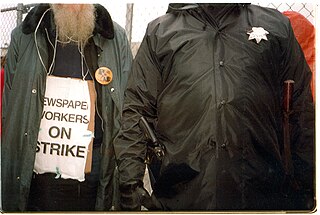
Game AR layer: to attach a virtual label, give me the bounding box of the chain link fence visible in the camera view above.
[0,3,316,57]
[0,2,317,211]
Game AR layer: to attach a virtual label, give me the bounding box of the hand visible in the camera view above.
[119,183,163,210]
[135,186,163,210]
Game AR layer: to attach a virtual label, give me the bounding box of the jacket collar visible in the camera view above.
[21,3,114,39]
[166,3,250,13]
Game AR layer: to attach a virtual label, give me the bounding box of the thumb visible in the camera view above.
[136,187,163,210]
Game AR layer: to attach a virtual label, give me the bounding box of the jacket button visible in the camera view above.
[110,87,115,92]
[32,89,37,94]
[218,100,226,109]
[17,176,20,180]
[221,143,226,149]
[24,132,28,136]
[219,61,224,67]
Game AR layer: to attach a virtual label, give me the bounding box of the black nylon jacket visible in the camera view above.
[114,4,314,210]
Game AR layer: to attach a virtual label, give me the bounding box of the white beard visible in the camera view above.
[50,4,96,45]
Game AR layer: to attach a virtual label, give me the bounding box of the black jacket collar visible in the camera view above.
[21,3,114,39]
[167,3,250,13]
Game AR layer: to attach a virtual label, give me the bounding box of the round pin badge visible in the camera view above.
[95,67,113,85]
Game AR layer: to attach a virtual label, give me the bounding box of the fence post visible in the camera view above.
[16,3,24,26]
[125,3,134,46]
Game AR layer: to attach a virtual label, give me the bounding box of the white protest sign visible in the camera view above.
[34,76,94,182]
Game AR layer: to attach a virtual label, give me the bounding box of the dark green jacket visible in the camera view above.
[1,4,132,211]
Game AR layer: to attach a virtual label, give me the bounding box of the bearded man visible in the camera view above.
[1,3,132,211]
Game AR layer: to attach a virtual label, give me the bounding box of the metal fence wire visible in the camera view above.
[0,3,316,57]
